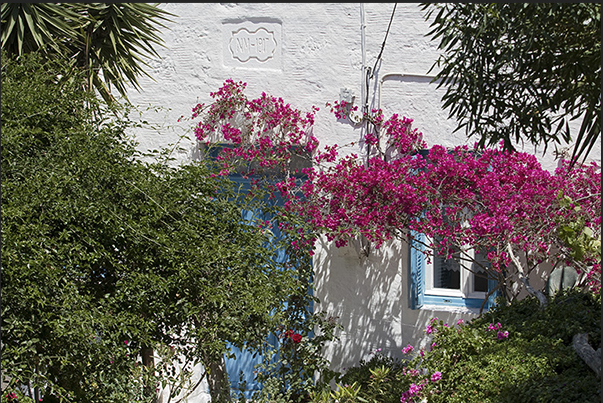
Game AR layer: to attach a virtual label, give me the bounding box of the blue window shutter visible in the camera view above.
[225,333,280,399]
[408,150,428,310]
[224,167,313,398]
[409,230,425,309]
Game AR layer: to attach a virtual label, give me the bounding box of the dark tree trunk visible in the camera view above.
[142,346,159,403]
[206,356,231,403]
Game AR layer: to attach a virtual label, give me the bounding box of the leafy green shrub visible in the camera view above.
[401,289,600,403]
[1,50,330,403]
[2,50,155,403]
[318,289,600,403]
[249,313,342,403]
[337,351,407,403]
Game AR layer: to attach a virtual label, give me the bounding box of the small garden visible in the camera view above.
[313,289,600,403]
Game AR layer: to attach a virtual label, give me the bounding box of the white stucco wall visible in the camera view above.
[123,3,601,400]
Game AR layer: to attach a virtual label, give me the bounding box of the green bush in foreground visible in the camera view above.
[1,50,325,402]
[321,289,600,403]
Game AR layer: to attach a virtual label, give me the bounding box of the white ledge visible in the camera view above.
[421,304,481,315]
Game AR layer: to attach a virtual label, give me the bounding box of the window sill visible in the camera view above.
[425,288,464,297]
[421,304,482,315]
[422,293,487,313]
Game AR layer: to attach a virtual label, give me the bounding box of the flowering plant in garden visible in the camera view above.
[396,318,516,402]
[329,289,600,403]
[186,79,601,398]
[191,79,319,177]
[189,80,601,301]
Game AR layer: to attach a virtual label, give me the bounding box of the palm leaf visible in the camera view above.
[1,3,80,56]
[71,3,175,102]
[570,106,601,167]
[2,3,175,105]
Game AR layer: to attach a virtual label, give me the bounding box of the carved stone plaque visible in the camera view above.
[222,20,282,70]
[229,27,276,62]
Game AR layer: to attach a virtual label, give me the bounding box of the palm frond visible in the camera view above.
[1,3,176,105]
[570,105,601,167]
[1,3,80,55]
[72,3,176,101]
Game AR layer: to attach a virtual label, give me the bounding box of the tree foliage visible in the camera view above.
[421,3,601,165]
[1,51,317,402]
[0,3,175,104]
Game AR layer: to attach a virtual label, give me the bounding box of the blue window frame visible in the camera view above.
[409,230,498,312]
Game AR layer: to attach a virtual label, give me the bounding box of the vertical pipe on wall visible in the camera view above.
[360,3,367,116]
[360,3,372,166]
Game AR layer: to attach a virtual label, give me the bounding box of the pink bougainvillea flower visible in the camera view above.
[402,344,414,354]
[190,80,602,301]
[431,371,442,382]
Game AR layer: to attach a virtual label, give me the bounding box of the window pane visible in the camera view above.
[473,271,489,292]
[433,254,461,289]
[472,249,490,293]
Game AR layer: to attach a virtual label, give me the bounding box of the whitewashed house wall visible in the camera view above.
[123,3,601,401]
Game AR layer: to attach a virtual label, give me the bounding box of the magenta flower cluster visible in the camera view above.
[487,322,510,340]
[402,343,414,354]
[325,99,358,120]
[431,371,442,382]
[189,80,602,294]
[400,380,427,403]
[399,370,442,402]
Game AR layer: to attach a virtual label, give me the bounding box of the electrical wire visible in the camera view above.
[369,3,397,80]
[364,3,397,166]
